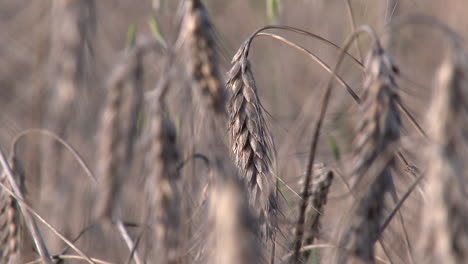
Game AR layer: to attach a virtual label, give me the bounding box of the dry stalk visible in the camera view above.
[226,41,276,239]
[301,163,334,262]
[179,0,226,114]
[210,178,262,264]
[95,48,144,221]
[338,44,401,264]
[419,52,468,264]
[144,78,182,264]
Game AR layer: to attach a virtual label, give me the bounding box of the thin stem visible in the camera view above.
[245,25,364,68]
[344,0,363,61]
[11,129,96,182]
[257,32,360,103]
[378,174,423,236]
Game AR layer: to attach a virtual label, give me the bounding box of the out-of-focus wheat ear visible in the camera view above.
[41,0,95,250]
[210,178,262,264]
[419,52,468,264]
[95,48,144,221]
[144,78,182,264]
[0,173,20,264]
[179,0,226,114]
[338,44,401,264]
[226,41,277,239]
[301,163,333,262]
[0,153,52,264]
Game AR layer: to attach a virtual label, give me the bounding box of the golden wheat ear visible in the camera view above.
[179,0,226,115]
[338,43,401,263]
[226,40,277,239]
[419,51,468,264]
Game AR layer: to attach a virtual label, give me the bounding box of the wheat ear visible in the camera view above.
[0,164,21,264]
[95,48,144,221]
[301,163,334,262]
[179,0,226,114]
[338,44,401,264]
[142,73,182,263]
[226,41,276,238]
[419,51,468,264]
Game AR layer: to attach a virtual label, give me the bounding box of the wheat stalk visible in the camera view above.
[226,41,276,239]
[179,0,226,114]
[419,51,468,264]
[338,44,401,264]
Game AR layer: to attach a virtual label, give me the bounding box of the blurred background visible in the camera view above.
[1,0,468,263]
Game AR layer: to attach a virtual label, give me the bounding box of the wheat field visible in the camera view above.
[0,0,468,263]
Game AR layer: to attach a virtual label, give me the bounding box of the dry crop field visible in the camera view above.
[0,0,468,263]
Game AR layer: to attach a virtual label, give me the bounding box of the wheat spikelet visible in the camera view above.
[95,48,144,221]
[143,78,182,264]
[338,45,401,264]
[179,0,226,114]
[226,42,276,238]
[210,178,262,264]
[419,52,468,264]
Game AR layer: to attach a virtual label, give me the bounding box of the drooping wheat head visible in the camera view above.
[95,48,144,221]
[226,41,276,238]
[179,0,226,114]
[419,50,468,264]
[338,44,401,263]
